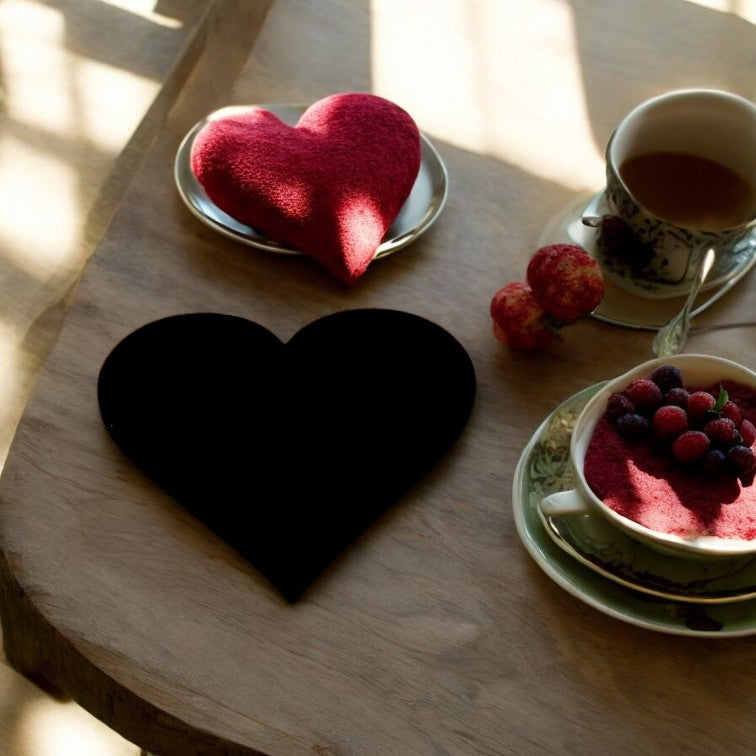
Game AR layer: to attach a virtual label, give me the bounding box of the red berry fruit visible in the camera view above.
[606,368,753,482]
[625,379,662,411]
[490,281,556,351]
[687,391,716,421]
[672,431,711,465]
[526,244,605,322]
[721,400,743,427]
[653,405,689,439]
[740,419,756,448]
[704,417,739,447]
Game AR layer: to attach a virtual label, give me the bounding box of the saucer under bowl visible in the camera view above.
[513,383,756,636]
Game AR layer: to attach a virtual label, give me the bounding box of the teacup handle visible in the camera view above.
[581,214,604,229]
[539,490,591,517]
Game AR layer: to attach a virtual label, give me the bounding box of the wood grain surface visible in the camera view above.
[1,1,756,754]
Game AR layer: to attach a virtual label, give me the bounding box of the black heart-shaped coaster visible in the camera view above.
[97,309,476,601]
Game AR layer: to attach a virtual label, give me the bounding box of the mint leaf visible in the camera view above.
[713,384,729,415]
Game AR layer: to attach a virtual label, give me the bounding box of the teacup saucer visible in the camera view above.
[174,104,449,259]
[539,498,756,605]
[537,192,756,330]
[513,383,756,636]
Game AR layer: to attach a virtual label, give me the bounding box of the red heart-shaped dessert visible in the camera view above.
[190,93,422,285]
[98,310,476,601]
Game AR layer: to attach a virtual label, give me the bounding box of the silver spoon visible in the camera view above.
[652,246,717,358]
[692,321,756,333]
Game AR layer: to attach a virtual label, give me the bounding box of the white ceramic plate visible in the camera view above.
[174,104,448,258]
[513,383,756,637]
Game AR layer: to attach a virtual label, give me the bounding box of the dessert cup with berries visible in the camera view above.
[540,354,756,560]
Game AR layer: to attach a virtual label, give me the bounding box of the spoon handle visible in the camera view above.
[652,246,716,358]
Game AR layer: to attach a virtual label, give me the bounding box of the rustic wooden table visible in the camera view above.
[1,1,755,753]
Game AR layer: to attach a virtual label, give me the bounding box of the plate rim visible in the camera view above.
[173,103,449,258]
[540,508,756,605]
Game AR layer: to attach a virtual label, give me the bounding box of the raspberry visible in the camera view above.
[721,400,743,427]
[652,405,689,439]
[597,216,655,269]
[687,391,716,422]
[616,413,649,439]
[672,431,711,464]
[625,379,662,411]
[704,417,740,447]
[606,392,635,424]
[526,244,605,322]
[740,419,756,448]
[701,449,726,476]
[664,387,690,408]
[650,365,683,394]
[604,367,754,482]
[490,282,556,351]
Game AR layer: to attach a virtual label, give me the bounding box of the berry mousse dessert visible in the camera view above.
[584,364,756,541]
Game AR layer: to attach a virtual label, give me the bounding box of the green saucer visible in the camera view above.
[513,383,756,637]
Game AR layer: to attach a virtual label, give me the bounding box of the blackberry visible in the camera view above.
[606,392,635,425]
[616,413,649,439]
[650,365,684,394]
[701,449,726,476]
[727,445,755,476]
[664,387,690,408]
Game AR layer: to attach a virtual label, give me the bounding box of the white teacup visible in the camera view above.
[540,354,756,559]
[598,89,756,283]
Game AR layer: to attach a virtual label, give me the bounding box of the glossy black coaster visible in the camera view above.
[97,309,476,601]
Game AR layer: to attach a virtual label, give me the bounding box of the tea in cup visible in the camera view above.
[591,89,756,283]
